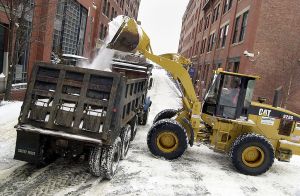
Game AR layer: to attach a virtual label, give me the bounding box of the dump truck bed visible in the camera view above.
[17,61,152,145]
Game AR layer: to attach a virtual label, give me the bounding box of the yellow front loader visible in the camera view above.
[107,16,300,175]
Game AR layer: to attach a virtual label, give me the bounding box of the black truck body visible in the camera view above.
[14,59,152,177]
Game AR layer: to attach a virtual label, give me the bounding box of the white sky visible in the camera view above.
[137,0,189,55]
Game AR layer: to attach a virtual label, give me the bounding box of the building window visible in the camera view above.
[199,18,203,32]
[201,38,207,54]
[223,0,233,14]
[239,11,249,42]
[233,61,240,73]
[104,26,107,38]
[226,61,240,73]
[100,24,104,40]
[111,7,115,20]
[195,41,200,54]
[232,16,240,44]
[212,4,220,23]
[204,14,211,30]
[218,24,229,48]
[53,1,88,55]
[102,0,107,14]
[106,2,110,17]
[207,32,216,52]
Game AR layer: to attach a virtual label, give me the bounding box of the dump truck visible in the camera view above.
[106,16,300,176]
[14,56,153,179]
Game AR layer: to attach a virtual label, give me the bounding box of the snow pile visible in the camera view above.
[0,73,5,78]
[0,102,25,179]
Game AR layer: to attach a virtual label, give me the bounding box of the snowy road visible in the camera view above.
[0,69,300,196]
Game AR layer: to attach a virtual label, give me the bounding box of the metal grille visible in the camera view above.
[52,0,87,55]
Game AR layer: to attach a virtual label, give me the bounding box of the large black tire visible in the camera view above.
[121,125,131,160]
[130,116,138,141]
[147,119,188,160]
[89,137,122,179]
[230,133,275,176]
[153,109,177,124]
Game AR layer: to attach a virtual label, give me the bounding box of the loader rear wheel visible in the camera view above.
[89,137,122,179]
[121,125,131,160]
[230,134,274,176]
[153,109,177,123]
[147,119,188,160]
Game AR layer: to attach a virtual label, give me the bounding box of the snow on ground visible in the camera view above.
[0,69,300,196]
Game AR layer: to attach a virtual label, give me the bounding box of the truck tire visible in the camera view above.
[89,137,122,179]
[130,116,138,141]
[153,109,177,123]
[147,119,188,160]
[89,146,105,177]
[139,108,150,125]
[230,133,274,176]
[121,125,131,160]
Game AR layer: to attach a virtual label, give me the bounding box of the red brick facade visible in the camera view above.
[0,0,140,101]
[178,0,300,113]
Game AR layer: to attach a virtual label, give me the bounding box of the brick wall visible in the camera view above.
[250,0,300,113]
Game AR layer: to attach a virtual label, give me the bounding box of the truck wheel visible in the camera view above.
[89,137,122,179]
[89,146,105,177]
[153,109,177,123]
[147,119,188,160]
[130,116,138,141]
[121,125,131,160]
[139,108,150,125]
[230,133,274,176]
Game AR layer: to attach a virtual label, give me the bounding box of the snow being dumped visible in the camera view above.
[81,16,128,71]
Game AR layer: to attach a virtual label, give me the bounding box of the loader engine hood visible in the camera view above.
[249,102,300,122]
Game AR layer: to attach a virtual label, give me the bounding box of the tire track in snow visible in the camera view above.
[0,159,94,196]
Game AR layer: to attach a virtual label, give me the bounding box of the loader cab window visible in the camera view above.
[217,75,242,119]
[202,74,221,115]
[203,73,256,120]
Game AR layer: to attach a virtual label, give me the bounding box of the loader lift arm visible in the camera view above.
[107,17,202,131]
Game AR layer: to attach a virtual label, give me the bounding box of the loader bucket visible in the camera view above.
[107,16,141,53]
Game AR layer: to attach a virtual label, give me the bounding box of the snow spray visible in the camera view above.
[81,16,127,71]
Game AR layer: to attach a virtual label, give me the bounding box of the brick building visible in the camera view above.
[178,0,300,113]
[0,0,140,100]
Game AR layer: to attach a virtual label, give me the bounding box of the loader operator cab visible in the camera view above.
[203,70,258,120]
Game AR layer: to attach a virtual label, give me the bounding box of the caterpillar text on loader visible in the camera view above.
[107,16,300,175]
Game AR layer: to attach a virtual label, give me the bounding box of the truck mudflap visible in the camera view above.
[14,130,41,163]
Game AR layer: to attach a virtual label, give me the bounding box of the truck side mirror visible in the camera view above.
[148,78,153,90]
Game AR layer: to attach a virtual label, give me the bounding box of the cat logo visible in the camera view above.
[259,109,271,117]
[283,114,293,120]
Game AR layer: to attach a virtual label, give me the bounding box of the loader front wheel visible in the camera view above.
[153,109,177,123]
[147,119,188,160]
[230,134,274,176]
